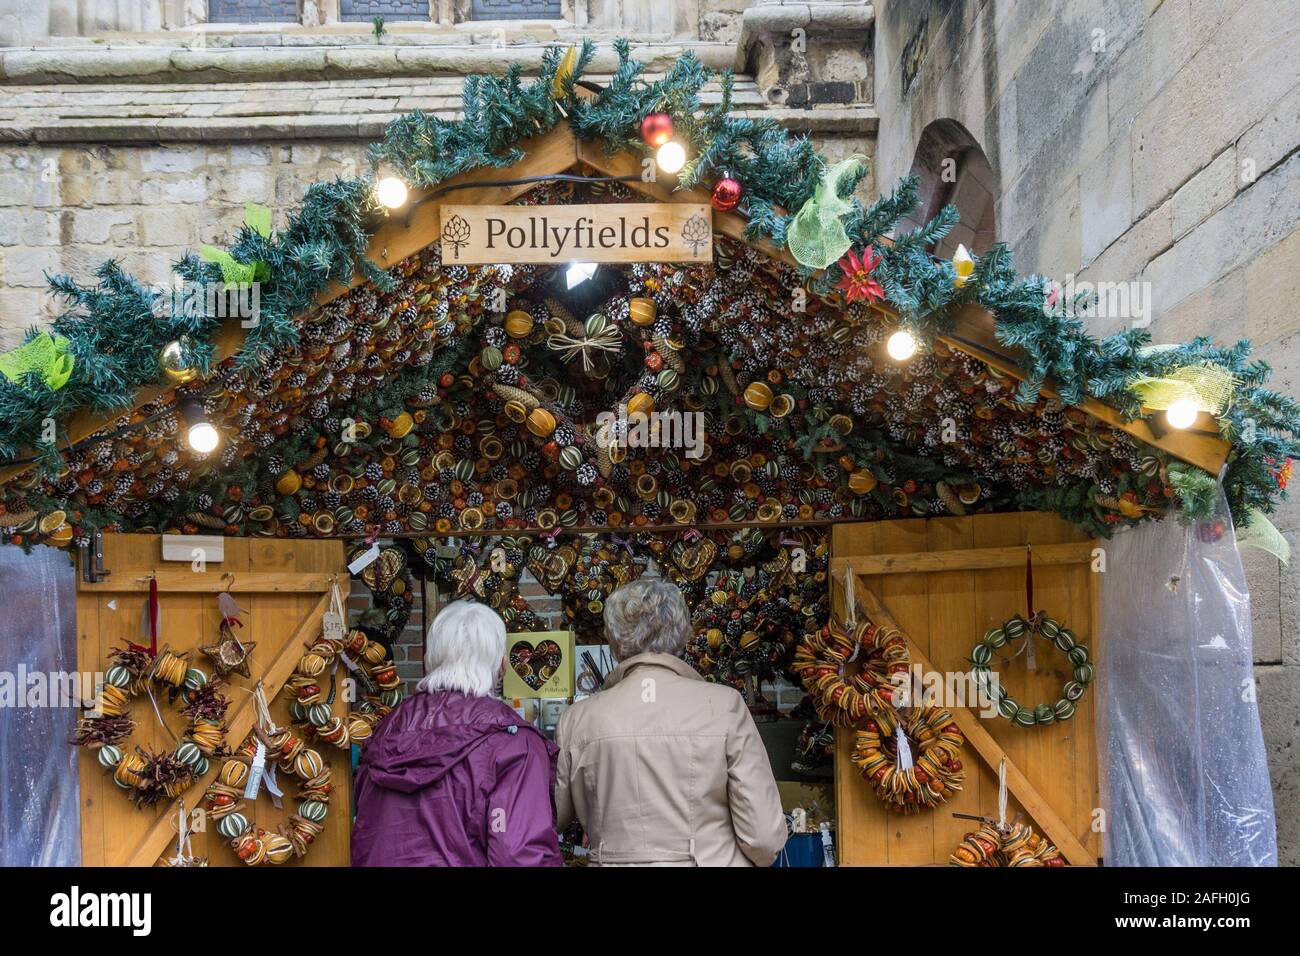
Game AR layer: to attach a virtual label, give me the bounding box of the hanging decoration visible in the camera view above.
[0,332,75,391]
[71,644,230,808]
[852,706,966,813]
[951,243,976,288]
[710,174,742,212]
[786,155,868,270]
[639,111,674,148]
[200,597,257,680]
[791,616,911,725]
[948,759,1066,866]
[203,729,333,865]
[969,613,1092,727]
[282,619,401,750]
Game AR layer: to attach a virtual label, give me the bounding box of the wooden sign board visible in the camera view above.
[437,203,713,265]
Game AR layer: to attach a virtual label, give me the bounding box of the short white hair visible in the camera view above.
[603,579,690,661]
[417,600,506,698]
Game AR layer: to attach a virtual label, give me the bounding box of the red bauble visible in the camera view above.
[711,175,742,211]
[640,112,674,147]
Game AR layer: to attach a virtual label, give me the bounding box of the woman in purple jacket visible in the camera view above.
[350,600,562,866]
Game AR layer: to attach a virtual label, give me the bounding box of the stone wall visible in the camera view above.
[873,0,1300,863]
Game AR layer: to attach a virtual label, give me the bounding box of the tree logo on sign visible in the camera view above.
[442,214,471,258]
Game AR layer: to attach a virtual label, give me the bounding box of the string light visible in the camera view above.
[1164,397,1200,430]
[886,330,918,362]
[181,399,219,454]
[375,176,408,209]
[655,141,687,175]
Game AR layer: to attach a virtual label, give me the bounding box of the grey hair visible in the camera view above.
[603,579,690,661]
[418,600,505,697]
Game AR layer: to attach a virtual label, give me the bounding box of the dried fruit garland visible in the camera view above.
[73,645,229,807]
[283,626,403,750]
[969,613,1093,728]
[852,707,965,813]
[949,819,1065,867]
[204,733,333,865]
[791,617,910,725]
[478,292,683,490]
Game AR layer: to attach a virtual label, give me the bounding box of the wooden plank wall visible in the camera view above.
[831,513,1101,866]
[77,535,351,867]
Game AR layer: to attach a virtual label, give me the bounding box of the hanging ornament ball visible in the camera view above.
[640,112,674,148]
[711,176,742,212]
[159,338,198,384]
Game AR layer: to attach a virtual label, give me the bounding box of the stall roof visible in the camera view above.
[0,120,1240,548]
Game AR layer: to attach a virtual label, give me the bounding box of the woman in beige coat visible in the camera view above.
[554,579,787,866]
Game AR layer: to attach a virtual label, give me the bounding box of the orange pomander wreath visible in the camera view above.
[791,617,910,725]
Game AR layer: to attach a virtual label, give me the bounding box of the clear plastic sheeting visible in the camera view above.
[0,544,81,867]
[1099,486,1277,866]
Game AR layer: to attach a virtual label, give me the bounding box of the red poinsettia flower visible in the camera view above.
[834,245,884,304]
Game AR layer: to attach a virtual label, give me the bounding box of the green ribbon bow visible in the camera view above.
[786,155,867,270]
[0,332,75,390]
[201,202,273,287]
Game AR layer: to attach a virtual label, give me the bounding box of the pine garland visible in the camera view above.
[2,39,1295,534]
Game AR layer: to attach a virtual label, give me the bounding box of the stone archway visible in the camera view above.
[899,118,997,257]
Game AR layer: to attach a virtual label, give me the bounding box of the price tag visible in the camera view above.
[322,611,345,643]
[243,741,266,800]
[348,543,381,575]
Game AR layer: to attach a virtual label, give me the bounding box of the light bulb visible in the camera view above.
[565,262,598,289]
[1165,398,1200,430]
[656,141,687,174]
[886,330,917,362]
[187,422,219,454]
[181,399,219,454]
[375,176,408,209]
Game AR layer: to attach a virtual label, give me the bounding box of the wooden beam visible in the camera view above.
[855,584,1098,866]
[125,588,332,868]
[831,541,1093,576]
[78,570,341,594]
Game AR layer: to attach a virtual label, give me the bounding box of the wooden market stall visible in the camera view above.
[1,43,1287,869]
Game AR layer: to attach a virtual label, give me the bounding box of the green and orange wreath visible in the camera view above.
[852,706,965,813]
[72,645,230,807]
[791,617,910,725]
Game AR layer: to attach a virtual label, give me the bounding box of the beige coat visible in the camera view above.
[554,653,787,867]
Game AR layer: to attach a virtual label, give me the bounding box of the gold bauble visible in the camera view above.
[159,339,198,384]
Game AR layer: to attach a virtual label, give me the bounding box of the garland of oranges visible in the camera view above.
[72,644,230,808]
[949,819,1065,867]
[852,706,965,813]
[203,730,334,865]
[482,295,682,484]
[791,616,910,725]
[283,626,403,750]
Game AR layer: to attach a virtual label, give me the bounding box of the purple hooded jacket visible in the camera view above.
[350,690,562,866]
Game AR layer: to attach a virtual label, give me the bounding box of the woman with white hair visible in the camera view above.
[351,600,561,866]
[554,579,787,866]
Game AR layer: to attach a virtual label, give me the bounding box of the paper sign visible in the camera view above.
[348,543,381,574]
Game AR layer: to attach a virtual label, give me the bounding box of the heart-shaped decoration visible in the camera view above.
[354,546,406,593]
[509,638,563,692]
[668,538,718,581]
[527,544,576,593]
